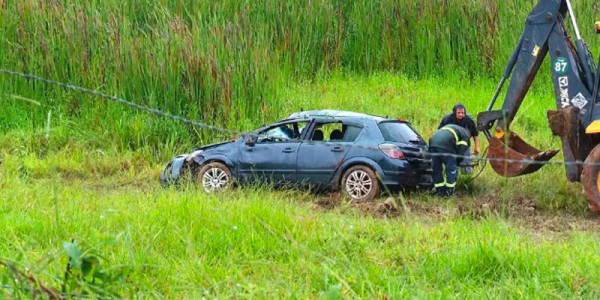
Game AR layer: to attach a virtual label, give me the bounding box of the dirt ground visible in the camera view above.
[313,192,600,236]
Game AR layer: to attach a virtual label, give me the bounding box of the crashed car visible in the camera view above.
[161,110,432,201]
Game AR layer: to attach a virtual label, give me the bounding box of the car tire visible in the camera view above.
[197,162,233,193]
[340,165,380,202]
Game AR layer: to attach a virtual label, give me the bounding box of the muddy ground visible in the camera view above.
[313,192,600,236]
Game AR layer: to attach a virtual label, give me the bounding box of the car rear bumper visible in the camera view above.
[379,157,433,188]
[381,170,432,187]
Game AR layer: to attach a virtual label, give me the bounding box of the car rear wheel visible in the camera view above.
[197,162,233,193]
[341,165,380,202]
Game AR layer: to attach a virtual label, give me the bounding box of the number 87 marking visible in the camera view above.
[555,62,567,72]
[554,58,568,74]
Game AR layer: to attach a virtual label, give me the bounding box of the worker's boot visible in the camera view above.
[444,187,455,197]
[435,186,447,197]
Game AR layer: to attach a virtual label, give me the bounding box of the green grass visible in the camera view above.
[2,152,600,298]
[3,0,600,297]
[0,70,563,159]
[2,74,600,298]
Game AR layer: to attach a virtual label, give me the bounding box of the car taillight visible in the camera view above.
[379,143,405,159]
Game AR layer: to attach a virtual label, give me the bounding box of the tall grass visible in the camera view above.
[1,0,599,150]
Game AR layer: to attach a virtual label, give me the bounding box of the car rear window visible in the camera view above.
[378,122,422,143]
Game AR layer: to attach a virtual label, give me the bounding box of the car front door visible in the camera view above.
[296,120,362,186]
[238,121,309,184]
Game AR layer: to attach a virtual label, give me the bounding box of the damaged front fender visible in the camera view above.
[159,155,190,185]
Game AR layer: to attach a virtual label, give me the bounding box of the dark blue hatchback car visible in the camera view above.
[161,110,432,201]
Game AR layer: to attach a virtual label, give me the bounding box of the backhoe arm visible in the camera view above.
[477,0,598,180]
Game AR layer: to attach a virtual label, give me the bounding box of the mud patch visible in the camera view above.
[313,195,454,219]
[458,194,537,219]
[454,195,600,234]
[313,192,342,210]
[312,192,600,235]
[514,212,600,237]
[355,197,405,218]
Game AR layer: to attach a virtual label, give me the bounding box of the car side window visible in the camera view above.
[257,121,308,143]
[341,125,362,142]
[311,122,362,142]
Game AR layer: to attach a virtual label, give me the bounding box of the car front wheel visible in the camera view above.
[341,165,380,202]
[197,162,233,193]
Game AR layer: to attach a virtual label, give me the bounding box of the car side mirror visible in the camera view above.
[245,135,257,146]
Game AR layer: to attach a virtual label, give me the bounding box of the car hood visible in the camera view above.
[190,140,237,152]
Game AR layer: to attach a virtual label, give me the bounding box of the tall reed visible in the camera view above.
[0,0,598,149]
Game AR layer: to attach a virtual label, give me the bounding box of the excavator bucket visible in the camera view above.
[488,132,559,177]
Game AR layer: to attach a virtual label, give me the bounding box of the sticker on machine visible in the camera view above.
[571,93,588,109]
[531,45,540,57]
[558,76,568,87]
[554,57,569,74]
[558,76,569,107]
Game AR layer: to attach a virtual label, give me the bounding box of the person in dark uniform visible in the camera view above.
[438,103,479,174]
[429,124,471,196]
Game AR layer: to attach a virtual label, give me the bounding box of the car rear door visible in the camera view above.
[296,119,362,186]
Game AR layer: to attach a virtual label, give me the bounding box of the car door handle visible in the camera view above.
[282,148,295,153]
[331,147,345,152]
